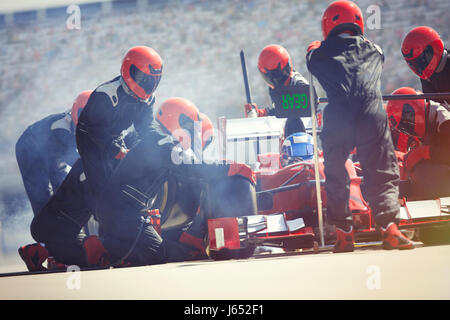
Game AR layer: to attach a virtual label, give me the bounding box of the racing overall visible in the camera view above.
[76,76,155,198]
[408,101,450,199]
[307,34,400,229]
[421,49,450,104]
[266,71,309,137]
[30,158,94,266]
[16,111,79,215]
[96,123,257,266]
[29,124,142,267]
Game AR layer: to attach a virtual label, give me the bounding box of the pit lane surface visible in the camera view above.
[1,244,450,300]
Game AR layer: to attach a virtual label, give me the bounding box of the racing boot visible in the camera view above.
[178,212,208,261]
[178,231,207,260]
[381,222,414,250]
[47,257,68,270]
[18,243,49,272]
[83,235,111,267]
[333,226,355,253]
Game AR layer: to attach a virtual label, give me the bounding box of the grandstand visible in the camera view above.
[0,0,449,253]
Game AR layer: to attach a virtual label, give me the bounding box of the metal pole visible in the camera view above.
[309,73,325,248]
[217,116,227,162]
[240,50,252,105]
[318,92,450,103]
[240,50,257,118]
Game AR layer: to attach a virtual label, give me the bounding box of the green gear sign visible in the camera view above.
[282,93,308,110]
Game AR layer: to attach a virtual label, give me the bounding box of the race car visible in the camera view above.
[207,116,450,259]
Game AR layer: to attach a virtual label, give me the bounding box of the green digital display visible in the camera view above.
[273,87,311,118]
[282,93,308,110]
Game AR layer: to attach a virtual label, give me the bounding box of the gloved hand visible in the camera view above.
[244,103,267,118]
[408,135,422,150]
[144,209,161,235]
[114,147,129,160]
[307,40,321,52]
[404,145,430,174]
[228,162,256,185]
[395,150,405,162]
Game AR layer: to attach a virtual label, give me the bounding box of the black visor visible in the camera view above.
[260,62,291,87]
[404,45,434,77]
[130,64,162,94]
[397,103,417,136]
[179,113,195,142]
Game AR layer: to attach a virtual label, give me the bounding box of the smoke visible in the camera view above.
[0,192,34,257]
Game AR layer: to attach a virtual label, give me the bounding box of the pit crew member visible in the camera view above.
[76,46,162,199]
[15,90,91,216]
[244,44,310,138]
[386,87,450,199]
[96,97,257,266]
[306,0,414,252]
[402,26,450,105]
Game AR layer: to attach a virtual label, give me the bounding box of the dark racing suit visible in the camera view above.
[306,34,400,229]
[265,71,310,137]
[30,158,94,267]
[76,76,155,198]
[30,76,155,267]
[15,111,78,215]
[30,125,140,267]
[421,49,450,104]
[96,123,257,266]
[407,101,450,199]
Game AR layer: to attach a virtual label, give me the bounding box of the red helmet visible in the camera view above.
[258,45,293,88]
[402,26,444,80]
[71,90,93,126]
[386,87,427,152]
[322,0,364,40]
[156,97,205,151]
[121,46,163,101]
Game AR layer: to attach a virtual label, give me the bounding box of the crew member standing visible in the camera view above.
[306,0,414,252]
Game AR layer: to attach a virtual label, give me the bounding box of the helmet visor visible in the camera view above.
[291,143,314,159]
[404,45,434,77]
[283,135,314,160]
[260,62,291,87]
[178,113,195,141]
[397,103,417,136]
[130,64,162,94]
